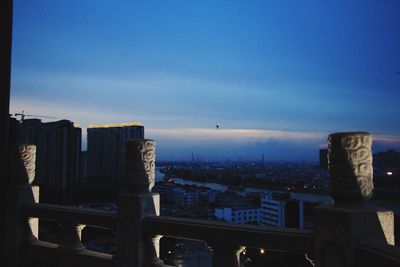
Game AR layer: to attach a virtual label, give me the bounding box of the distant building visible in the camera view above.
[214,191,261,224]
[215,207,261,224]
[87,122,144,195]
[374,149,400,173]
[290,192,332,229]
[13,119,81,204]
[153,181,176,204]
[260,194,286,228]
[199,190,218,206]
[217,190,256,208]
[173,187,199,207]
[319,149,328,170]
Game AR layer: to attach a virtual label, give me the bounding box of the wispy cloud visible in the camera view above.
[147,128,326,143]
[373,134,400,145]
[10,96,400,146]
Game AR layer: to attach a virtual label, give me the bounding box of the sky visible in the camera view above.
[9,0,400,161]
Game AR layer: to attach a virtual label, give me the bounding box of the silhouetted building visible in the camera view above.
[81,151,88,181]
[319,149,328,170]
[14,118,81,204]
[87,122,144,198]
[374,149,400,173]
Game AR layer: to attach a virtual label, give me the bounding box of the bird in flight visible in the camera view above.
[216,125,220,129]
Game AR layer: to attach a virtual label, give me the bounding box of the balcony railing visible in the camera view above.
[4,134,400,267]
[21,203,115,267]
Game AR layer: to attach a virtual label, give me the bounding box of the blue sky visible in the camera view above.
[10,0,400,161]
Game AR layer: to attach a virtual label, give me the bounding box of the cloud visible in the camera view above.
[147,128,326,143]
[10,95,400,160]
[373,134,400,145]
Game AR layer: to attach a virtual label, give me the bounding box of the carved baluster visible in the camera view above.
[208,242,245,267]
[144,234,164,266]
[116,139,163,267]
[59,222,86,251]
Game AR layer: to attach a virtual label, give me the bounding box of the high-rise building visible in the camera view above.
[87,122,144,195]
[13,119,82,204]
[319,148,328,170]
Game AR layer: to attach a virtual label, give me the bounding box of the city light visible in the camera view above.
[387,171,393,176]
[260,248,265,254]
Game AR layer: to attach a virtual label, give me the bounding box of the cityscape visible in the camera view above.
[7,116,400,266]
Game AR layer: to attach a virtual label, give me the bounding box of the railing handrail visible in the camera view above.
[356,243,400,267]
[143,215,315,254]
[26,240,114,267]
[21,203,117,229]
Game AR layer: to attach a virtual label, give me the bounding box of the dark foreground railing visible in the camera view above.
[356,243,400,267]
[21,203,116,267]
[18,202,315,267]
[143,215,314,254]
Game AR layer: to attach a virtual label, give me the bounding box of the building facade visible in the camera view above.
[260,194,286,228]
[87,122,144,196]
[13,119,81,204]
[215,207,261,224]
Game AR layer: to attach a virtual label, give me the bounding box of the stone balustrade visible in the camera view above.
[4,134,400,267]
[142,215,314,254]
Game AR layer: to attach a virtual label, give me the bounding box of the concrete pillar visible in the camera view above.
[315,132,394,267]
[116,139,163,267]
[5,144,39,267]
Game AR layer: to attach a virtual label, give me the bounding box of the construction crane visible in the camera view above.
[14,110,57,121]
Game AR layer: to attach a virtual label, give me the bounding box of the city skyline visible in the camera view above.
[9,1,400,160]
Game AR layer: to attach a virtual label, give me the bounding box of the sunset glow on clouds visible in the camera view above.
[147,128,326,142]
[10,96,400,160]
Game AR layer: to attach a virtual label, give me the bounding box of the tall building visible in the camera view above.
[87,122,144,196]
[13,119,82,204]
[319,148,328,170]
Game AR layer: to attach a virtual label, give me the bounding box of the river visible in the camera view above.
[156,168,273,196]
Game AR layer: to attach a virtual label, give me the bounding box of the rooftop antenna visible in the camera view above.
[14,110,57,121]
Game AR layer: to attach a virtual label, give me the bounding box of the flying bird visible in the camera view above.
[216,125,220,129]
